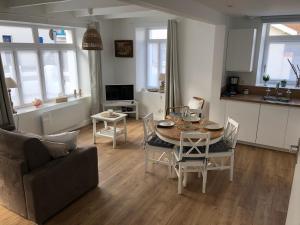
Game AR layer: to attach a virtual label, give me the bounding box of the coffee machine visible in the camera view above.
[227,76,239,96]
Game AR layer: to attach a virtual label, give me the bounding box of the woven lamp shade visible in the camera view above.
[82,25,103,50]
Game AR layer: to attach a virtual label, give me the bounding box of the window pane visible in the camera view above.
[265,43,300,81]
[269,23,300,36]
[0,25,33,43]
[42,51,62,99]
[160,42,167,74]
[1,51,20,106]
[147,42,159,88]
[62,50,78,95]
[38,28,73,44]
[149,29,167,40]
[17,51,42,103]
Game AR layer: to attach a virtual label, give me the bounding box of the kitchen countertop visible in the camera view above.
[221,94,300,107]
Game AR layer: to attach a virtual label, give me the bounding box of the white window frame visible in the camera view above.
[261,23,300,85]
[0,22,80,108]
[146,27,167,89]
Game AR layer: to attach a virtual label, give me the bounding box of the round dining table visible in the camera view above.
[155,119,224,146]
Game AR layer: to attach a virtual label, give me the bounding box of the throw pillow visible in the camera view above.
[41,140,69,158]
[43,130,80,151]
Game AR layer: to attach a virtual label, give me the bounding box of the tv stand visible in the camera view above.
[103,100,139,120]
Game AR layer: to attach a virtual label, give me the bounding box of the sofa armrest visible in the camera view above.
[0,156,28,217]
[23,146,99,224]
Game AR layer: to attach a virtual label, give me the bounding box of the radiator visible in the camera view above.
[42,102,85,135]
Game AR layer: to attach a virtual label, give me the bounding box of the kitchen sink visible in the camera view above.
[263,95,290,103]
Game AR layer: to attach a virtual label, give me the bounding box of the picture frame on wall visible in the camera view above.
[114,40,133,58]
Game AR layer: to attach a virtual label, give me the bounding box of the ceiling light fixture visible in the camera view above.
[82,8,103,50]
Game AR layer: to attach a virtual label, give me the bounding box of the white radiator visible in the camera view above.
[42,102,85,135]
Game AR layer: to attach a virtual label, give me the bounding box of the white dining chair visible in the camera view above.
[173,131,210,194]
[142,113,174,177]
[187,97,205,118]
[206,117,239,181]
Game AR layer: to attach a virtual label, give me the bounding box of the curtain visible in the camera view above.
[0,56,15,130]
[165,20,181,114]
[88,22,103,115]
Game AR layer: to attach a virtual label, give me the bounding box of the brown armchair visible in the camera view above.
[0,128,99,224]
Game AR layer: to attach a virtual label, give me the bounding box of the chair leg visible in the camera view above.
[178,165,183,194]
[168,151,172,178]
[202,169,207,194]
[230,154,234,182]
[144,149,148,173]
[183,172,188,187]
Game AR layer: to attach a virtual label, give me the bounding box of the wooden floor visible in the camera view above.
[0,119,296,225]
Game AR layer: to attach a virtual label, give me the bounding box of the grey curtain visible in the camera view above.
[165,20,181,114]
[0,56,15,130]
[88,22,103,115]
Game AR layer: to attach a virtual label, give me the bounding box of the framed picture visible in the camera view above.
[114,40,133,57]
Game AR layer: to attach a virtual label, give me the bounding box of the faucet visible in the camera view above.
[275,82,281,97]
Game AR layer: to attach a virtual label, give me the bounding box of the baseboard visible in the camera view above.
[237,140,293,153]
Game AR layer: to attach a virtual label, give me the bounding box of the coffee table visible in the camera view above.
[91,112,127,149]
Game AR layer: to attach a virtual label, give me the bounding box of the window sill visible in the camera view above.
[14,96,91,116]
[255,83,300,90]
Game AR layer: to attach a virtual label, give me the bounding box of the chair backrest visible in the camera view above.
[166,106,189,117]
[188,97,205,117]
[142,113,155,144]
[224,117,239,148]
[179,131,210,160]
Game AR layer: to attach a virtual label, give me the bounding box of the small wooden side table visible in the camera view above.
[91,112,127,149]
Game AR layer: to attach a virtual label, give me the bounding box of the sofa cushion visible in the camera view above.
[41,140,69,159]
[24,138,52,171]
[43,131,80,151]
[0,128,32,159]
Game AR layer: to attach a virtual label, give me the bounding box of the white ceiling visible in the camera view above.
[194,0,300,17]
[2,0,170,21]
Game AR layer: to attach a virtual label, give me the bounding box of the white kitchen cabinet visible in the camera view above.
[137,91,165,120]
[226,29,256,72]
[225,101,260,143]
[285,107,300,149]
[256,104,289,148]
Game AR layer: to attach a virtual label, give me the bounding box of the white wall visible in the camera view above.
[177,18,215,117]
[109,17,227,120]
[209,25,228,124]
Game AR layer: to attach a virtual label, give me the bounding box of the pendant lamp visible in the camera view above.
[82,9,103,50]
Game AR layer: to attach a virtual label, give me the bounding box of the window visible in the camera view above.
[146,28,167,88]
[261,23,300,84]
[0,23,79,107]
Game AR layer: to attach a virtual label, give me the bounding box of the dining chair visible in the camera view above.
[173,131,210,194]
[188,97,205,118]
[142,113,174,177]
[206,117,239,181]
[165,106,189,119]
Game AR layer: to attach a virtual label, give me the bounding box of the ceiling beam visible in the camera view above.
[73,5,147,17]
[46,0,128,13]
[120,0,229,25]
[103,10,170,19]
[9,0,70,8]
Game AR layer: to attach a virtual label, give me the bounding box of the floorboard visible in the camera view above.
[0,119,296,225]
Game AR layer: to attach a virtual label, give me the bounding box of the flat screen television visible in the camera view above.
[105,85,134,101]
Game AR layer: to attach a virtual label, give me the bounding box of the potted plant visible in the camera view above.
[263,74,270,86]
[280,79,287,87]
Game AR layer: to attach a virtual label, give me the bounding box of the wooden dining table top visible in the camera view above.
[155,119,224,142]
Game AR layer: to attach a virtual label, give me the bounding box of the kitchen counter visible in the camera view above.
[221,94,300,107]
